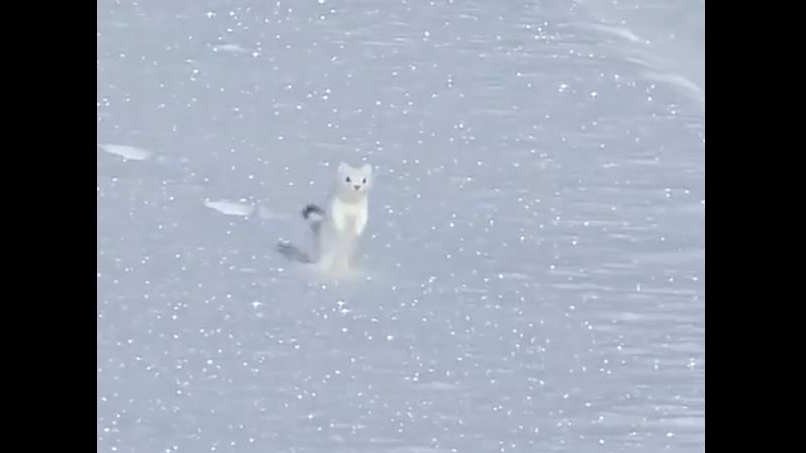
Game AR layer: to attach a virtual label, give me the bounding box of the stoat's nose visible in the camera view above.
[353,185,361,190]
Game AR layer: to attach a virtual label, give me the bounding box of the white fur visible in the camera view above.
[309,163,373,274]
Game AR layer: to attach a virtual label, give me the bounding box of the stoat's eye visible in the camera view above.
[345,176,351,183]
[362,178,367,184]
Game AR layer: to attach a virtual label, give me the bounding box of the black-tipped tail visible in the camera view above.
[302,204,324,220]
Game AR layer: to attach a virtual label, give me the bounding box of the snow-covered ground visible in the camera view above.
[97,0,704,451]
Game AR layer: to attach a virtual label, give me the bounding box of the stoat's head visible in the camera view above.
[336,162,373,200]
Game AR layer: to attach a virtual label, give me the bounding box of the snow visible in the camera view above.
[204,200,255,217]
[98,144,153,161]
[97,0,704,452]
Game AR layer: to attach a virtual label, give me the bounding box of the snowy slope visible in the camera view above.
[97,0,704,451]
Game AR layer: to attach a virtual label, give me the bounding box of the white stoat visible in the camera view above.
[302,162,373,273]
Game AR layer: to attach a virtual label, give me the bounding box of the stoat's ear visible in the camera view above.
[338,162,350,174]
[361,164,373,175]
